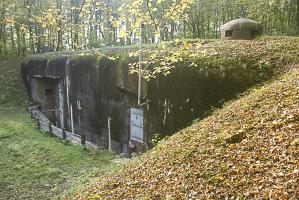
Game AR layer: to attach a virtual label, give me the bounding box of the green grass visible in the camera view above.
[0,61,121,199]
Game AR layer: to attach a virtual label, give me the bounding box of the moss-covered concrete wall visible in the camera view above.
[22,51,140,153]
[22,37,299,153]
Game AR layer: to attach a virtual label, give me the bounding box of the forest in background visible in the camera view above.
[0,0,298,59]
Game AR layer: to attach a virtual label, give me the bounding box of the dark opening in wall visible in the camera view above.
[31,78,60,125]
[110,109,121,142]
[251,30,258,37]
[45,88,54,96]
[225,30,233,37]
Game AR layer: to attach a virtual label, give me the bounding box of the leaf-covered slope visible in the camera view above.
[128,37,299,80]
[71,66,299,200]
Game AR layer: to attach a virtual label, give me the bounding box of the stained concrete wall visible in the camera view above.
[67,55,139,153]
[22,47,273,154]
[22,52,141,153]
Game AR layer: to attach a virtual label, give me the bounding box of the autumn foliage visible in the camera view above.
[68,63,299,199]
[60,36,299,200]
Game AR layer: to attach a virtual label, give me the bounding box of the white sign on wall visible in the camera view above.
[130,108,144,143]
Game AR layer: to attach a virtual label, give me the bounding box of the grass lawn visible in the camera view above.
[0,60,121,199]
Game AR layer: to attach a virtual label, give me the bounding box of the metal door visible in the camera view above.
[130,108,144,143]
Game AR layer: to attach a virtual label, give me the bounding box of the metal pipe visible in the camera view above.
[108,117,112,151]
[138,25,142,106]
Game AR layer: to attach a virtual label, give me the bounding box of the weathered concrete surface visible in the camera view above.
[22,51,139,153]
[220,18,263,40]
[21,43,280,153]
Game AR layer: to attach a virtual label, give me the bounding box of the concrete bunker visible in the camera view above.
[22,45,275,155]
[220,18,263,40]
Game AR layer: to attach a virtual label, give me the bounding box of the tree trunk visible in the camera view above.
[10,28,17,55]
[16,26,21,57]
[22,32,26,56]
[56,0,63,51]
[0,25,3,59]
[2,24,7,57]
[30,31,35,53]
[297,0,299,35]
